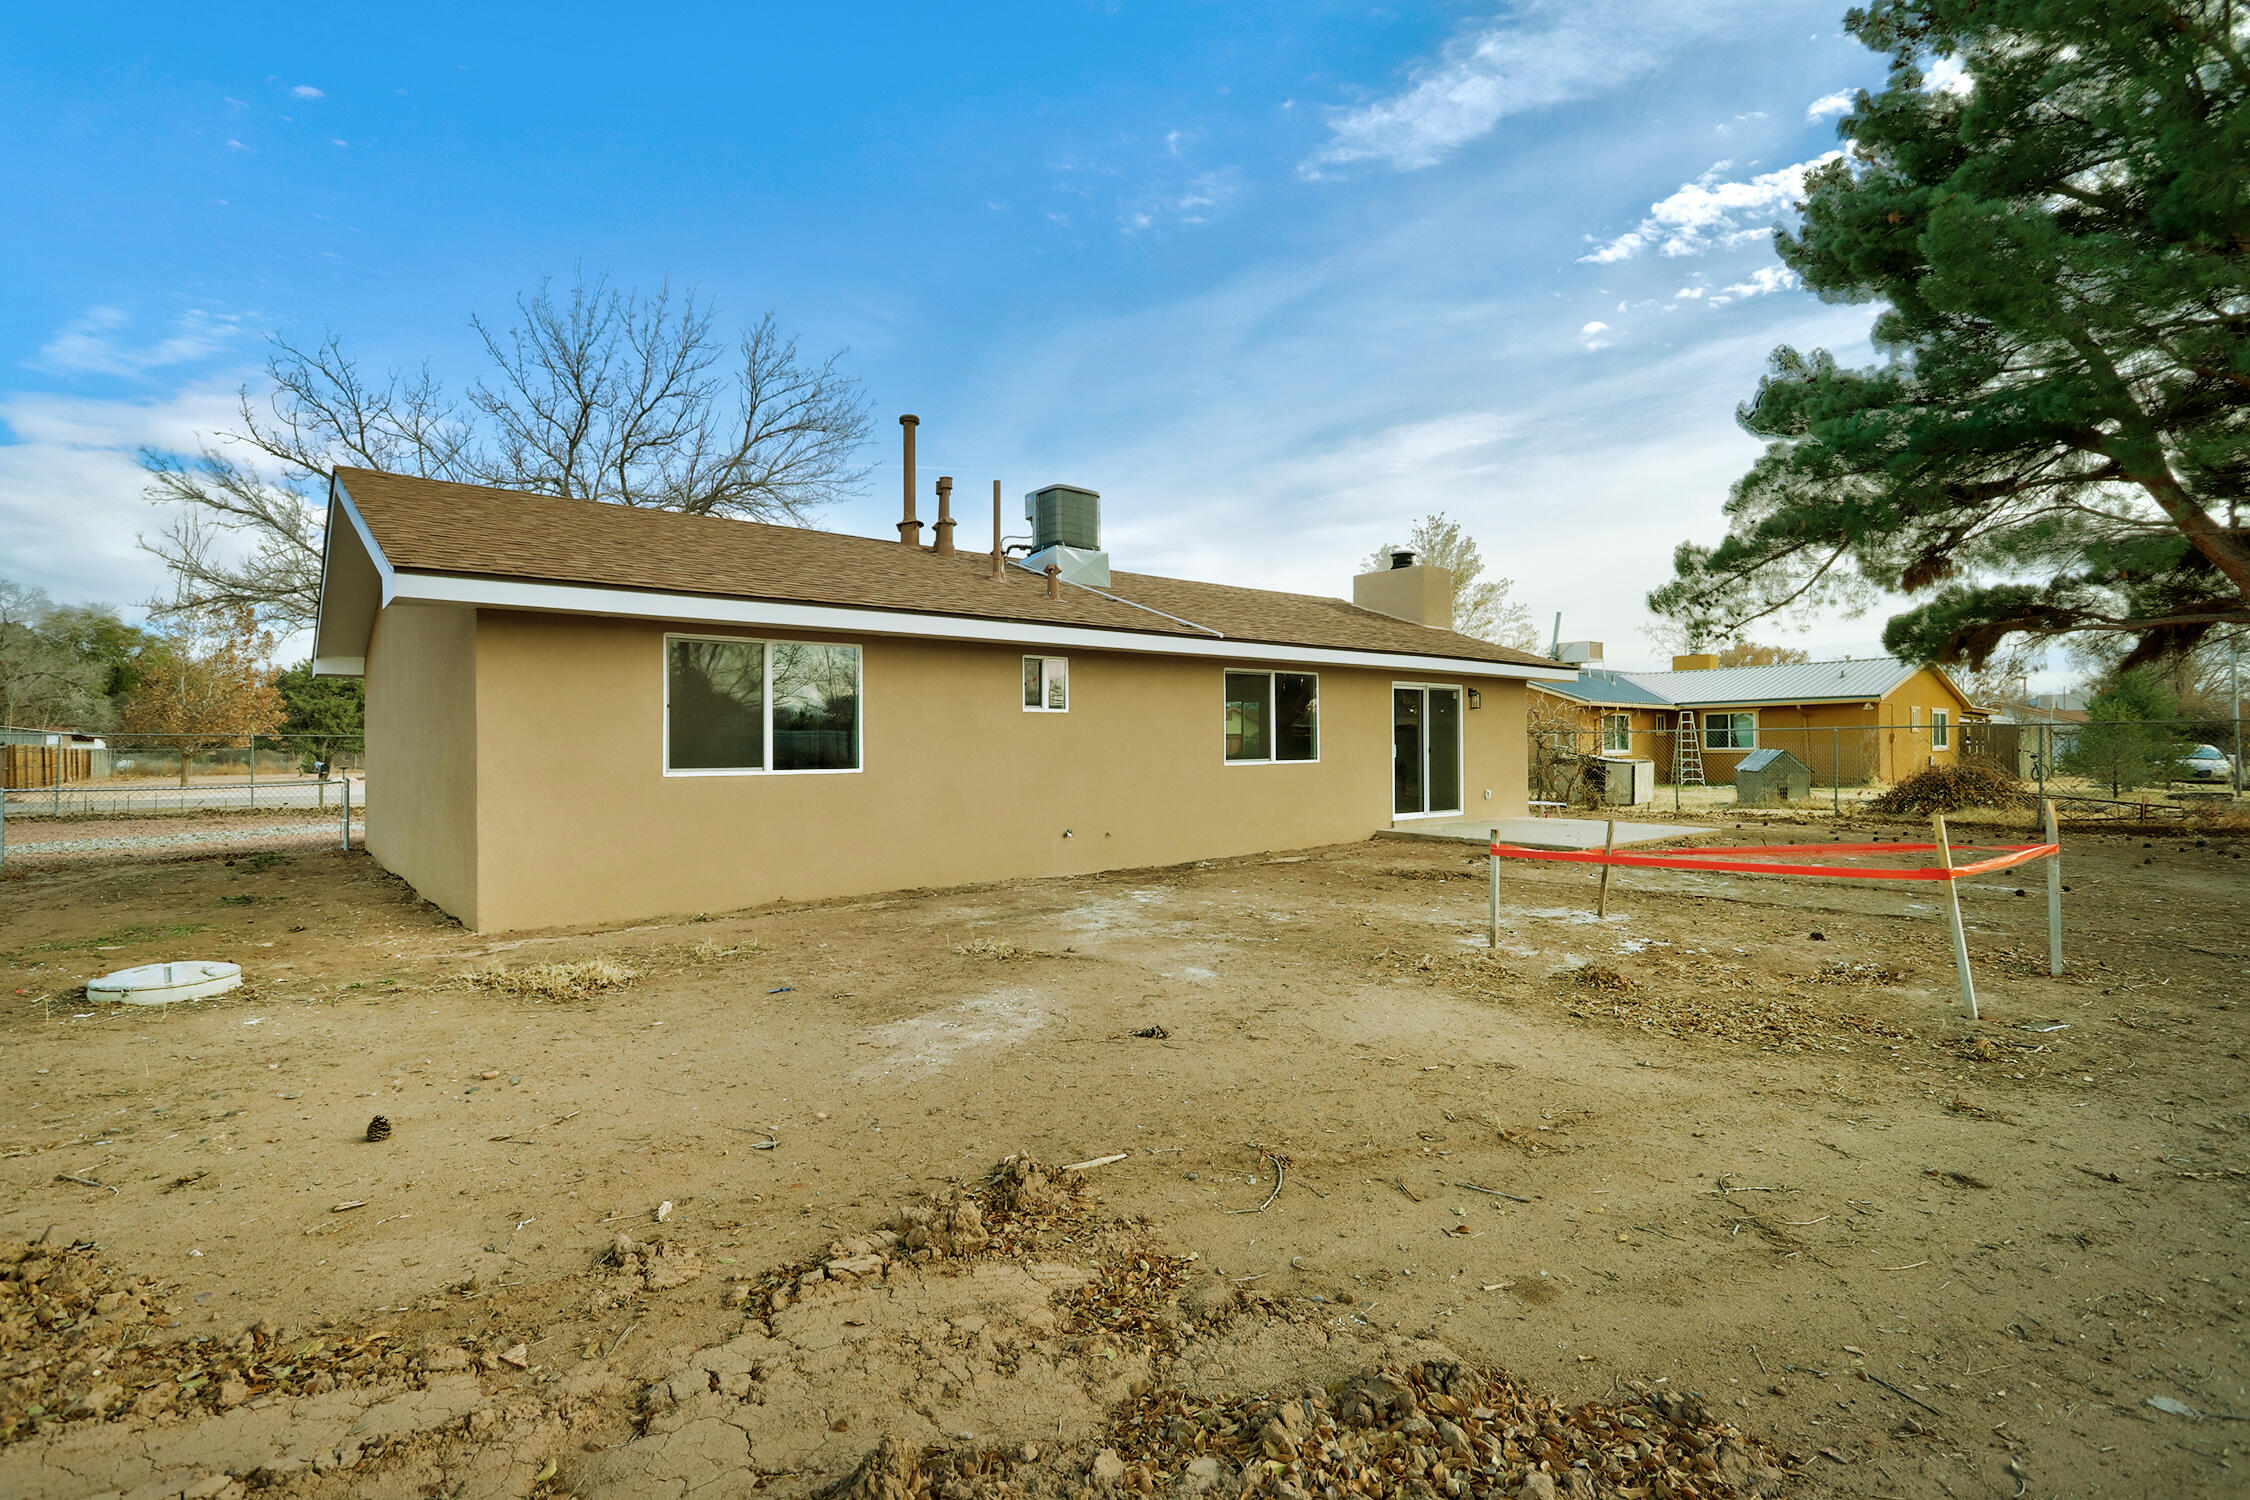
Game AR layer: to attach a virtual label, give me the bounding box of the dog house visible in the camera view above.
[1734,746,1811,805]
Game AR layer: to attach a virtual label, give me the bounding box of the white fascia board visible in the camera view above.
[389,570,1577,682]
[334,481,398,607]
[311,478,400,676]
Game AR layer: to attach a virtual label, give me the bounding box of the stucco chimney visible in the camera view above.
[897,415,922,546]
[1672,653,1721,671]
[1353,555,1454,631]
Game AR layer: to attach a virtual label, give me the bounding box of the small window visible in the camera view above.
[666,635,859,774]
[1703,711,1756,750]
[1931,709,1950,750]
[1022,655,1069,712]
[1225,670,1318,763]
[1601,713,1632,755]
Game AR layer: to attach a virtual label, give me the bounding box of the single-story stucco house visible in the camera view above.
[313,464,1570,930]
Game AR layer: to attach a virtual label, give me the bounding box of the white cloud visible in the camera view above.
[1805,89,1855,120]
[226,139,247,151]
[0,381,250,613]
[1306,1,1760,174]
[1925,55,1972,96]
[1578,320,1613,349]
[291,84,324,99]
[1119,168,1242,233]
[31,307,246,380]
[1716,265,1798,300]
[1579,151,1840,263]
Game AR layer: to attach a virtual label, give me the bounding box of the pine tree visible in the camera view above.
[1651,0,2250,670]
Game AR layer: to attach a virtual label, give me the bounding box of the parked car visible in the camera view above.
[2179,744,2236,783]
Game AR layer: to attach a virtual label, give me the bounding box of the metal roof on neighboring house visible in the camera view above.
[1618,658,1923,707]
[1532,671,1679,709]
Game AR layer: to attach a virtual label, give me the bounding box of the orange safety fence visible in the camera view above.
[1487,841,2060,883]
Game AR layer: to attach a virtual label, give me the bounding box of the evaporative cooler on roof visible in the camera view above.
[1027,485,1101,551]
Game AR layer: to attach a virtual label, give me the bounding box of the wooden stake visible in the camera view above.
[2042,797,2063,976]
[1933,812,1978,1020]
[1595,819,1618,917]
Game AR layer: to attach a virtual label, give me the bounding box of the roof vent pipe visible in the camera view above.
[990,480,1004,580]
[897,415,922,546]
[1044,562,1061,599]
[933,475,956,556]
[1389,548,1418,570]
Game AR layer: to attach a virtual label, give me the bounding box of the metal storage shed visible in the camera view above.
[1734,746,1812,805]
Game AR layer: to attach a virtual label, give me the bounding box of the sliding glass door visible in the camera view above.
[1393,685,1463,816]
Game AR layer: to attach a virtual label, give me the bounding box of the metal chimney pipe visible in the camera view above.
[933,475,956,556]
[896,415,922,546]
[990,479,1004,580]
[1044,562,1061,599]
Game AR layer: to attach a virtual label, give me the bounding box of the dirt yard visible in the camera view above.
[1,819,2243,1500]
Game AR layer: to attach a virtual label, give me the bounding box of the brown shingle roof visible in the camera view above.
[335,467,1558,670]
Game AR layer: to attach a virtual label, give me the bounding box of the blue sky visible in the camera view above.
[1,0,1912,669]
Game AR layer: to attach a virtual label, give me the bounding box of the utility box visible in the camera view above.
[1734,747,1812,804]
[1592,757,1655,807]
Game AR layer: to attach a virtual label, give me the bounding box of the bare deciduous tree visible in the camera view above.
[141,274,871,631]
[1366,513,1540,652]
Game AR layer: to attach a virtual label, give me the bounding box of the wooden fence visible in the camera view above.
[1,745,94,788]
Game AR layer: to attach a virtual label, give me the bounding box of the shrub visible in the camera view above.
[1868,759,2026,816]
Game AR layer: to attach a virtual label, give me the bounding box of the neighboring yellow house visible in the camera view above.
[312,467,1571,930]
[1533,653,1989,786]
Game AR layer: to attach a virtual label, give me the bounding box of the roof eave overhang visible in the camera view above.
[310,477,396,677]
[385,569,1577,681]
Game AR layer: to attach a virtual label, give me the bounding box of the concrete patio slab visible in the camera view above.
[1376,816,1711,851]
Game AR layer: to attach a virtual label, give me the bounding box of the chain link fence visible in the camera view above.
[1529,716,2245,822]
[0,731,365,871]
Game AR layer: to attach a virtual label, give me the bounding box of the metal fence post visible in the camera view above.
[1,782,8,872]
[2043,797,2063,976]
[1832,726,1841,815]
[340,774,351,850]
[248,733,256,811]
[1933,813,1978,1021]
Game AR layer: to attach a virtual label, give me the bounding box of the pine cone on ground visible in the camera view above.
[365,1115,393,1143]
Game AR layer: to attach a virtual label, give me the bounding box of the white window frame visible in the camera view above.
[1931,708,1950,750]
[1703,711,1757,750]
[1601,713,1633,755]
[662,632,864,777]
[1223,668,1321,765]
[1022,655,1070,712]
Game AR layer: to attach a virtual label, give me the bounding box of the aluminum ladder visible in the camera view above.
[1673,710,1705,785]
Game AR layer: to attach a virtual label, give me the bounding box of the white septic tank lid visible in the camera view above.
[87,961,243,1006]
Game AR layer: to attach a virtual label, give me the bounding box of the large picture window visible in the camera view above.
[665,635,860,774]
[1703,711,1756,750]
[1225,670,1318,763]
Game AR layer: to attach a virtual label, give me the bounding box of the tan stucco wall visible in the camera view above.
[368,609,1531,930]
[364,603,480,925]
